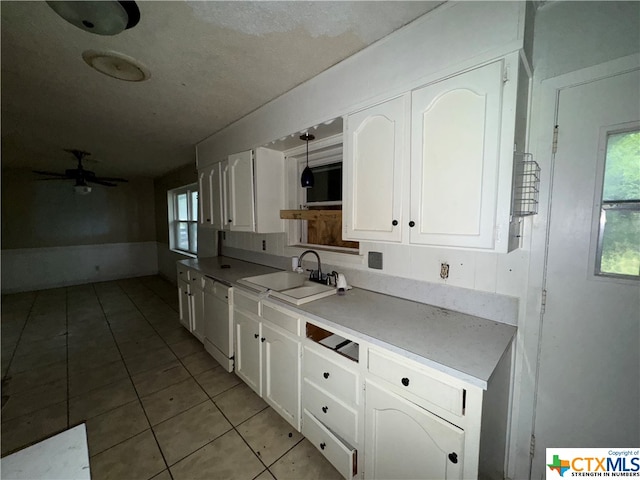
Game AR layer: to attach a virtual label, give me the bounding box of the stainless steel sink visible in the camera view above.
[238,271,336,305]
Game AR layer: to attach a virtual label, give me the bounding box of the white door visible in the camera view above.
[532,68,639,477]
[198,166,212,227]
[177,279,191,330]
[210,163,224,230]
[364,380,464,480]
[343,95,407,242]
[228,150,256,232]
[261,322,301,430]
[234,309,262,395]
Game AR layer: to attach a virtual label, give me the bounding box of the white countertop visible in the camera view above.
[181,257,516,389]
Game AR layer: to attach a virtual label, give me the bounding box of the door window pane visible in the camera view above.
[596,129,640,278]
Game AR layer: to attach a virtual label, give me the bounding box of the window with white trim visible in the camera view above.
[168,184,198,255]
[595,128,639,278]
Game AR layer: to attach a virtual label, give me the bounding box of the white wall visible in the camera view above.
[1,242,158,293]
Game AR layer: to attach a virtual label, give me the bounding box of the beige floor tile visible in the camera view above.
[181,350,220,376]
[170,337,205,359]
[124,345,178,376]
[194,366,241,398]
[170,430,264,480]
[89,429,166,480]
[2,378,67,421]
[117,334,167,360]
[13,334,67,357]
[153,400,232,465]
[2,360,67,395]
[68,360,129,398]
[237,407,303,466]
[69,378,137,424]
[141,378,208,426]
[0,401,68,456]
[68,346,122,375]
[132,360,191,397]
[269,439,342,480]
[254,470,276,480]
[8,344,67,374]
[213,383,268,426]
[159,326,194,345]
[86,400,150,456]
[150,470,172,480]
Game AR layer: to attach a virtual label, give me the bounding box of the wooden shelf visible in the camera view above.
[280,209,342,221]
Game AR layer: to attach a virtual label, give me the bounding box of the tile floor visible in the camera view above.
[1,276,341,480]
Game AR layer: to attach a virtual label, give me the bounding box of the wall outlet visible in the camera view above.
[368,251,383,270]
[262,239,266,251]
[95,265,100,272]
[440,263,449,279]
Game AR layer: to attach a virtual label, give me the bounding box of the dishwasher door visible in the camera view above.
[203,278,233,372]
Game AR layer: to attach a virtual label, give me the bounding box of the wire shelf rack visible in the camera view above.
[512,153,540,216]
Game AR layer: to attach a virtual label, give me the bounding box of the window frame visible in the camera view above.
[168,183,198,256]
[590,123,640,281]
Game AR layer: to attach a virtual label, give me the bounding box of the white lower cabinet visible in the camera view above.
[364,380,464,480]
[189,271,205,343]
[177,278,190,330]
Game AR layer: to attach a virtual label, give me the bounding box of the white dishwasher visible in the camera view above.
[203,277,234,372]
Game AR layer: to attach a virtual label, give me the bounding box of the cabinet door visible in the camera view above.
[228,150,255,232]
[410,60,504,249]
[210,163,224,230]
[198,166,212,227]
[365,381,464,480]
[190,284,205,343]
[177,279,191,330]
[262,322,301,430]
[344,96,407,242]
[254,147,285,234]
[234,309,262,395]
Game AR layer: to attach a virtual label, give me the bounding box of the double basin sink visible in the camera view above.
[237,271,336,305]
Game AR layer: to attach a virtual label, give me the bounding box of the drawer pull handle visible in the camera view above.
[320,442,326,450]
[322,406,328,413]
[254,334,259,339]
[261,337,266,342]
[448,452,458,464]
[401,377,410,387]
[323,372,330,379]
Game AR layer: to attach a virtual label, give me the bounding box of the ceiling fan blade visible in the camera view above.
[86,178,118,187]
[32,170,68,177]
[94,176,128,182]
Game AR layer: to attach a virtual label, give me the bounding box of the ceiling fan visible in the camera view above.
[33,149,128,194]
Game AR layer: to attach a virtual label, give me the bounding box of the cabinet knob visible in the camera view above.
[320,442,326,450]
[401,377,410,387]
[206,218,211,222]
[323,372,330,379]
[322,406,328,413]
[228,219,232,223]
[392,220,398,226]
[254,334,259,339]
[448,452,458,464]
[261,337,266,342]
[409,221,415,227]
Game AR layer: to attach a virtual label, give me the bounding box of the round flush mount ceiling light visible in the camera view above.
[47,1,140,36]
[82,50,150,82]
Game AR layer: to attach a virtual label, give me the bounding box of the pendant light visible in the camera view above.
[300,133,315,188]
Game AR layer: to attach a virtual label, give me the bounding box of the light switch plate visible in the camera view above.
[368,251,383,270]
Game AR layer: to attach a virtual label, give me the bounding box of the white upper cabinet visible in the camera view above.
[344,95,407,242]
[410,60,504,249]
[343,54,526,252]
[212,147,285,233]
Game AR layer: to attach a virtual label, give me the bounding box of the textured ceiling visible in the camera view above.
[1,1,443,178]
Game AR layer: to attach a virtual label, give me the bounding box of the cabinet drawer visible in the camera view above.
[303,379,358,445]
[213,282,230,302]
[303,345,359,406]
[234,289,260,315]
[262,302,300,336]
[302,409,357,480]
[188,270,204,288]
[368,349,464,416]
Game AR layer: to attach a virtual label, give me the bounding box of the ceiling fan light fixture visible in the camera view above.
[300,133,315,188]
[82,50,150,82]
[47,1,140,36]
[74,185,92,195]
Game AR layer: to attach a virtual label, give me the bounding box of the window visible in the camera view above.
[169,184,198,255]
[595,129,640,278]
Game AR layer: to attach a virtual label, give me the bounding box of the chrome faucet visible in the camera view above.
[297,250,323,283]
